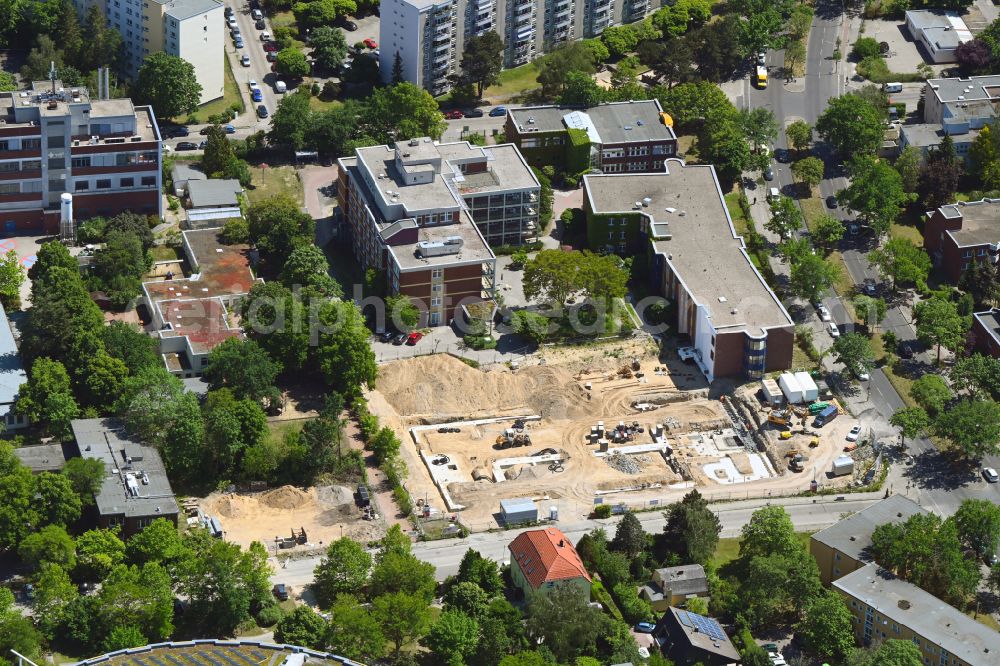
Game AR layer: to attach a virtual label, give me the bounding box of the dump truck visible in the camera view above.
[756,65,768,88]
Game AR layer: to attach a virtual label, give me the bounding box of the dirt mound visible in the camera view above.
[315,485,355,506]
[214,496,248,519]
[375,355,591,420]
[260,486,311,510]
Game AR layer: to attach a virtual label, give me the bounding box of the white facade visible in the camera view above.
[380,0,662,93]
[73,0,224,105]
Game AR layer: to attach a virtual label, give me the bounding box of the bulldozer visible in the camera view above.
[789,454,805,472]
[494,428,517,449]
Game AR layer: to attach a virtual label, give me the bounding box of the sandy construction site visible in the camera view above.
[199,485,385,549]
[367,342,856,531]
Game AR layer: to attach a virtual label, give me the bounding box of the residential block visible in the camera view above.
[923,199,999,284]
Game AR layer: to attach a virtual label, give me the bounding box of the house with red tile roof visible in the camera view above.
[508,527,592,600]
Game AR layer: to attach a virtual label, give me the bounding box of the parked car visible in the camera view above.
[363,37,378,48]
[257,104,269,118]
[260,32,271,42]
[199,126,214,135]
[392,332,408,345]
[406,331,423,345]
[816,303,831,322]
[341,19,358,31]
[163,126,189,138]
[230,26,241,37]
[863,278,877,295]
[223,124,236,134]
[634,622,655,633]
[234,37,244,48]
[176,141,197,151]
[263,41,278,52]
[984,467,999,483]
[248,78,258,89]
[463,108,484,117]
[846,424,862,442]
[251,88,263,102]
[198,141,207,150]
[853,365,870,381]
[251,8,263,20]
[275,80,286,93]
[378,330,395,343]
[756,51,766,65]
[763,166,774,181]
[444,109,464,119]
[826,195,838,209]
[240,54,251,66]
[827,321,840,338]
[224,6,233,16]
[898,340,915,359]
[489,105,507,117]
[255,19,266,29]
[272,584,289,601]
[266,51,278,62]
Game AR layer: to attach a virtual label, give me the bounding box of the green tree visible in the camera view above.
[812,214,845,255]
[730,0,788,55]
[0,588,41,663]
[791,156,825,188]
[313,538,373,608]
[959,257,999,307]
[785,120,812,152]
[202,388,268,476]
[370,551,437,602]
[790,253,839,304]
[16,358,79,440]
[454,548,504,597]
[935,399,1000,459]
[739,107,779,156]
[637,38,693,90]
[840,155,912,238]
[844,639,922,666]
[909,374,952,415]
[0,444,39,552]
[954,498,1000,557]
[852,294,887,332]
[98,561,175,642]
[125,518,185,566]
[914,297,968,363]
[23,263,103,367]
[310,25,349,71]
[366,83,447,142]
[0,249,25,310]
[61,457,104,507]
[74,528,126,582]
[325,595,385,662]
[316,300,378,398]
[523,250,628,305]
[660,489,720,565]
[868,237,931,291]
[33,563,79,640]
[766,196,803,240]
[558,71,605,107]
[895,145,922,193]
[831,332,875,376]
[524,585,616,664]
[918,134,963,209]
[281,244,341,297]
[270,89,314,150]
[510,310,550,345]
[739,505,800,560]
[372,591,432,657]
[276,48,311,78]
[102,625,147,651]
[35,472,82,528]
[422,610,479,666]
[457,30,504,98]
[275,605,328,649]
[890,407,930,447]
[537,42,599,99]
[102,321,159,372]
[202,124,236,177]
[699,114,752,181]
[386,294,420,332]
[795,589,855,662]
[19,524,76,572]
[239,283,312,373]
[247,195,315,266]
[134,53,201,119]
[950,353,1000,400]
[204,337,281,403]
[816,93,886,157]
[601,25,639,57]
[610,511,646,559]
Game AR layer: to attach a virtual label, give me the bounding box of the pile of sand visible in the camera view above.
[375,355,591,420]
[260,486,311,510]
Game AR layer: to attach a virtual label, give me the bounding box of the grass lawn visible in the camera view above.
[484,62,541,101]
[271,12,306,49]
[725,192,750,236]
[677,134,698,161]
[178,56,244,124]
[308,95,342,112]
[267,419,305,444]
[890,222,923,245]
[248,165,304,205]
[792,342,814,371]
[800,194,856,296]
[882,359,918,410]
[711,533,814,571]
[150,246,180,262]
[969,610,1000,632]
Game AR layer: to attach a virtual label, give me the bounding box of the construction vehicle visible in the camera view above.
[495,428,517,449]
[756,65,768,89]
[768,409,792,426]
[631,357,641,371]
[779,431,793,440]
[808,437,820,448]
[789,454,805,472]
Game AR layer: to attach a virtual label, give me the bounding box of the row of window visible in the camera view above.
[607,230,626,240]
[602,162,653,173]
[519,136,564,148]
[0,138,41,152]
[75,175,156,191]
[962,248,990,258]
[0,159,41,173]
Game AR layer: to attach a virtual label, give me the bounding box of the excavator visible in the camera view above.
[768,409,792,427]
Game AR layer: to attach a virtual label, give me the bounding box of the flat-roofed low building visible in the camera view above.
[905,10,972,64]
[971,309,1000,358]
[810,494,927,586]
[923,199,1000,284]
[13,443,68,473]
[835,563,1000,666]
[141,228,259,376]
[506,101,678,174]
[582,160,794,382]
[70,418,179,538]
[0,301,27,430]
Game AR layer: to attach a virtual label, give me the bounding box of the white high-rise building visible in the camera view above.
[379,0,660,94]
[73,0,225,105]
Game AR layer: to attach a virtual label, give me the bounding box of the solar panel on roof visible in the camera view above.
[680,610,726,641]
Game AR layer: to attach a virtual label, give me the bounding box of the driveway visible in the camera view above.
[0,235,46,307]
[340,14,379,47]
[300,164,337,220]
[862,19,948,75]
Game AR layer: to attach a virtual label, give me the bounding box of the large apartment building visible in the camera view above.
[379,0,661,94]
[0,80,162,234]
[923,199,999,284]
[337,138,539,326]
[506,101,677,174]
[581,161,794,382]
[73,0,224,105]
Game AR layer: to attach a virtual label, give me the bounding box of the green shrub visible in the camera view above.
[852,37,881,60]
[612,582,653,624]
[594,504,612,518]
[590,581,624,622]
[359,413,379,442]
[256,603,284,627]
[393,485,413,517]
[463,335,497,350]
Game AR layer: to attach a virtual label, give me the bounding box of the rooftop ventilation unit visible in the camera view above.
[409,138,420,146]
[642,197,652,206]
[417,236,464,257]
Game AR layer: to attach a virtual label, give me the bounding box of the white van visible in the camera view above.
[883,82,903,93]
[768,187,780,202]
[251,8,263,20]
[275,80,287,93]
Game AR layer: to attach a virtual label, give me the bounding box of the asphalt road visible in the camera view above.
[274,496,880,588]
[228,1,279,126]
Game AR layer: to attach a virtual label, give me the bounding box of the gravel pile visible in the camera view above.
[606,452,641,474]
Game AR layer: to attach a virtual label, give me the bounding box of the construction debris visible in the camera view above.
[606,452,642,475]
